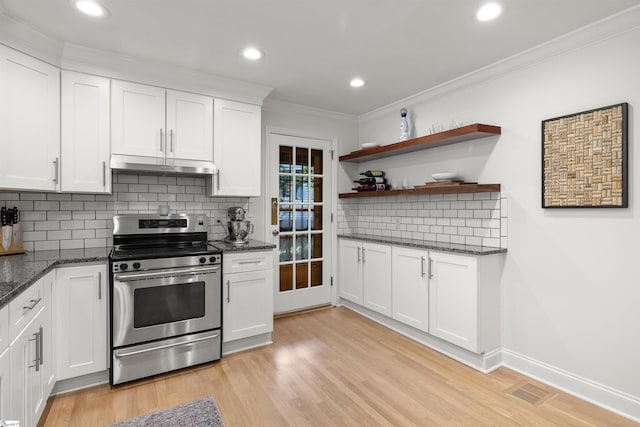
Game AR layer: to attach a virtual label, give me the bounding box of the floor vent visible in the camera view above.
[506,381,556,406]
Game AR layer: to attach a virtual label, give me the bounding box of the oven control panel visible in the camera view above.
[112,254,222,272]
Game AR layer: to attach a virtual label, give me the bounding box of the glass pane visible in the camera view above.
[134,282,204,327]
[295,177,309,202]
[296,263,308,289]
[280,265,293,292]
[279,146,292,173]
[295,234,309,260]
[311,233,322,258]
[279,235,293,262]
[311,261,322,287]
[279,205,292,232]
[295,205,309,231]
[279,176,292,202]
[311,205,322,230]
[311,149,323,174]
[296,147,308,173]
[312,177,323,202]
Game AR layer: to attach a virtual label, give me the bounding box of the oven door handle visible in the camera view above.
[113,331,220,358]
[114,266,220,282]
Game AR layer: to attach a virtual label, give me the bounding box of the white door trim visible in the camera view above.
[264,125,338,308]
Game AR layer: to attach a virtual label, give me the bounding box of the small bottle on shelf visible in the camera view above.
[353,176,385,185]
[360,170,385,177]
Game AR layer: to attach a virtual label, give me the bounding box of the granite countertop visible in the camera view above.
[338,234,507,256]
[0,247,110,310]
[208,239,276,253]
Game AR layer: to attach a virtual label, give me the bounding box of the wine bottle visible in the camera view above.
[352,185,376,192]
[353,177,385,185]
[374,183,391,190]
[360,170,385,177]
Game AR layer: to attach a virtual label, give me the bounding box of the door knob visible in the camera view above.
[272,230,279,236]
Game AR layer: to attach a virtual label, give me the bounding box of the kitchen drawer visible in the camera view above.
[223,251,273,274]
[9,278,44,344]
[0,305,8,353]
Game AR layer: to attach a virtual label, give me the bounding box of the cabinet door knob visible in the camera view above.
[227,280,230,303]
[421,256,425,277]
[272,230,279,236]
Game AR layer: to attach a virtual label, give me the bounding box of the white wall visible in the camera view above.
[355,15,640,418]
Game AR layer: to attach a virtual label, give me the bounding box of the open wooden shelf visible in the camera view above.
[339,123,501,163]
[339,183,501,199]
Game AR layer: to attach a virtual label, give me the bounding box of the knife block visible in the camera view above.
[0,225,25,256]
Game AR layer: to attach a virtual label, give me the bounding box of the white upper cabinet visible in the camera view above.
[61,71,111,193]
[111,80,214,171]
[209,99,261,197]
[111,80,166,159]
[0,44,60,192]
[166,90,213,162]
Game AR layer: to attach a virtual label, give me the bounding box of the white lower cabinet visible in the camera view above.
[223,251,274,343]
[338,239,363,304]
[0,302,10,420]
[338,238,502,356]
[9,270,54,427]
[338,239,391,316]
[0,347,9,419]
[391,246,429,332]
[362,243,392,316]
[428,251,501,353]
[55,264,107,380]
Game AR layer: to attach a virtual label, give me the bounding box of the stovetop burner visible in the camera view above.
[110,242,220,261]
[110,213,221,261]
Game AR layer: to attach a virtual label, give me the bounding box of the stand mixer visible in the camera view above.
[223,206,253,245]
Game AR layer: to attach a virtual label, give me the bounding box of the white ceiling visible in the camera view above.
[1,0,639,115]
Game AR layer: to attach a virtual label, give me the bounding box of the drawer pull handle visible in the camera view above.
[23,297,42,311]
[238,260,262,265]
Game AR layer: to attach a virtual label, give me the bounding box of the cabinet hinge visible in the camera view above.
[331,276,334,287]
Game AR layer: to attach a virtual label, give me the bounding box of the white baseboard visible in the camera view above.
[222,332,273,356]
[51,371,109,396]
[341,300,501,373]
[502,349,640,423]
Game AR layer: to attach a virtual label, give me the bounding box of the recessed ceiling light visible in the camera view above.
[74,0,109,18]
[476,2,503,21]
[350,78,365,88]
[242,47,264,60]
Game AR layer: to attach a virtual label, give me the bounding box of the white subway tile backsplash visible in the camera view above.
[34,201,60,211]
[35,221,60,231]
[73,211,95,220]
[35,240,59,251]
[72,229,95,239]
[60,239,84,250]
[72,194,96,201]
[47,230,71,240]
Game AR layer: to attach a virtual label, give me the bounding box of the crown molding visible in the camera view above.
[358,5,640,124]
[0,10,272,104]
[263,98,357,124]
[61,43,273,105]
[0,13,64,66]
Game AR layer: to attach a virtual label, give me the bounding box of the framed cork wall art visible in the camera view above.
[542,102,628,208]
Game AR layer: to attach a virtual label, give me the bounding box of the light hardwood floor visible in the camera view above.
[42,307,636,426]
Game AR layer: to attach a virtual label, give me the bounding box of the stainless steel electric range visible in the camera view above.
[109,214,222,385]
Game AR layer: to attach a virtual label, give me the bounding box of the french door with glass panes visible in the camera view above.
[270,133,332,314]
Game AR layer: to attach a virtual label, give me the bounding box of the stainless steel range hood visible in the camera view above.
[111,154,215,176]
